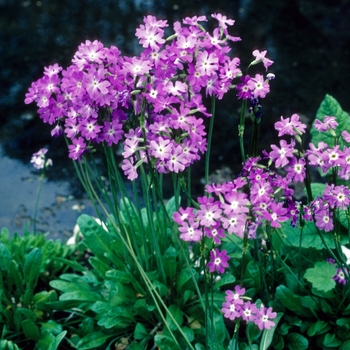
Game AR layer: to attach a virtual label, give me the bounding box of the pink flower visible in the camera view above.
[196,51,219,76]
[211,13,235,31]
[68,137,86,160]
[178,220,202,242]
[269,139,295,168]
[252,50,274,71]
[263,202,289,228]
[314,116,338,131]
[247,74,270,98]
[254,306,277,330]
[207,249,230,274]
[274,113,306,136]
[342,130,350,143]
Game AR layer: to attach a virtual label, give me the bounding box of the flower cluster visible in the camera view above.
[30,148,53,169]
[269,113,350,232]
[221,285,277,330]
[173,153,294,274]
[25,14,273,180]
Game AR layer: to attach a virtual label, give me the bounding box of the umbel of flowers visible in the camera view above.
[25,14,272,180]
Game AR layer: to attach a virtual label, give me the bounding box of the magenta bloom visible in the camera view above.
[274,113,306,136]
[263,202,289,228]
[314,116,338,131]
[207,249,230,274]
[252,49,274,71]
[247,74,270,98]
[255,306,277,330]
[196,51,219,76]
[315,209,333,232]
[236,75,252,100]
[241,301,258,322]
[286,157,306,183]
[178,220,202,242]
[269,139,295,168]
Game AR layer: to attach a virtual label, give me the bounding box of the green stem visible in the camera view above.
[33,171,45,234]
[205,96,216,187]
[238,99,248,163]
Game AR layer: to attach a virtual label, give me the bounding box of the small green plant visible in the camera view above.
[0,227,79,349]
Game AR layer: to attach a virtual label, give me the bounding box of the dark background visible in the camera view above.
[1,0,349,238]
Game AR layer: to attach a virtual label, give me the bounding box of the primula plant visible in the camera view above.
[22,11,350,350]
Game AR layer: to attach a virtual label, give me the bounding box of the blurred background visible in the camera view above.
[1,0,350,240]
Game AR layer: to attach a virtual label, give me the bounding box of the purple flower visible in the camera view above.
[286,157,306,183]
[315,208,333,232]
[269,139,295,168]
[263,201,289,228]
[314,116,338,132]
[241,301,258,322]
[247,74,270,99]
[221,286,245,320]
[254,306,277,330]
[334,268,347,285]
[207,248,230,274]
[68,137,86,160]
[251,50,274,71]
[236,75,252,100]
[274,114,306,136]
[178,219,202,242]
[196,196,222,227]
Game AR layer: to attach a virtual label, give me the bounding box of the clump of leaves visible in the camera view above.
[0,227,79,349]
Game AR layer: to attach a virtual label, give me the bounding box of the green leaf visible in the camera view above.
[154,334,181,350]
[23,248,42,288]
[260,313,283,350]
[41,320,63,336]
[307,320,330,337]
[59,290,101,302]
[311,94,350,150]
[163,246,178,283]
[76,332,111,349]
[166,304,184,331]
[277,220,341,249]
[245,260,261,290]
[33,290,58,309]
[134,322,148,340]
[286,333,309,350]
[14,308,37,322]
[105,269,132,283]
[212,307,227,344]
[90,301,110,315]
[0,243,12,270]
[276,286,309,317]
[340,340,350,350]
[49,279,90,293]
[177,267,198,293]
[21,319,40,341]
[323,333,342,347]
[89,256,111,278]
[247,321,262,342]
[133,299,154,322]
[47,330,67,350]
[181,326,194,342]
[52,257,86,272]
[213,274,236,291]
[304,261,337,292]
[8,260,24,292]
[166,196,180,216]
[77,214,113,260]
